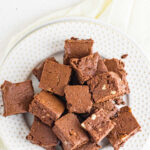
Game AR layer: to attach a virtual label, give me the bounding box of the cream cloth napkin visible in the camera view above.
[1,0,150,149]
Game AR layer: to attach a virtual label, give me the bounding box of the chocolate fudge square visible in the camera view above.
[87,72,127,103]
[27,117,58,149]
[29,91,65,126]
[104,58,130,94]
[64,85,93,113]
[108,106,141,150]
[32,57,57,81]
[92,100,118,118]
[74,142,101,150]
[39,59,72,96]
[52,113,89,150]
[70,52,108,84]
[1,80,34,116]
[64,37,93,64]
[81,109,115,144]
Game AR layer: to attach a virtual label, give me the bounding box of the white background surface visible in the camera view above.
[0,0,150,150]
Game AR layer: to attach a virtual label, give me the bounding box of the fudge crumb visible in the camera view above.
[121,54,128,59]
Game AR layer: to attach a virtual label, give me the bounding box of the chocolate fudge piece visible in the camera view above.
[64,85,93,113]
[64,37,93,64]
[32,57,57,81]
[1,80,34,116]
[39,59,72,96]
[92,100,118,118]
[70,52,107,84]
[81,109,115,144]
[29,91,65,126]
[87,72,127,103]
[52,113,89,150]
[27,117,58,149]
[74,142,101,150]
[104,58,130,94]
[108,106,141,150]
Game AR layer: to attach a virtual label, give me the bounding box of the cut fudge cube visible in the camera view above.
[104,58,130,94]
[27,117,58,149]
[81,109,115,144]
[108,106,141,150]
[64,37,93,64]
[70,52,107,84]
[52,113,89,150]
[29,91,65,126]
[92,100,118,118]
[32,57,57,81]
[39,59,72,96]
[64,85,93,113]
[1,80,34,116]
[87,72,127,103]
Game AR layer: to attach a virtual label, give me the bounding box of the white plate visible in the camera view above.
[0,17,150,150]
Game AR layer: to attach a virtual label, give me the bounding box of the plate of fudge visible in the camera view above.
[0,18,150,150]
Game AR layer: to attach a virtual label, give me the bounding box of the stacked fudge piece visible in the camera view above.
[1,37,141,150]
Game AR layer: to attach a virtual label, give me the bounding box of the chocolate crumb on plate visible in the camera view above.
[121,54,128,59]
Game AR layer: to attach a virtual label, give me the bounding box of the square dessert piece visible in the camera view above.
[81,109,115,144]
[108,106,141,150]
[70,52,108,84]
[32,57,57,81]
[87,72,127,103]
[104,58,130,94]
[39,59,72,96]
[92,100,118,118]
[74,142,101,150]
[1,80,34,116]
[29,91,65,126]
[27,117,58,149]
[64,85,93,113]
[52,113,89,150]
[64,37,93,64]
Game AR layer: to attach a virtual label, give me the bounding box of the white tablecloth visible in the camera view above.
[0,0,150,149]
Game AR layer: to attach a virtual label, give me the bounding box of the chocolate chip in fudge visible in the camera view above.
[39,59,72,96]
[1,80,34,116]
[108,106,141,150]
[27,117,58,149]
[81,109,115,144]
[64,85,93,114]
[92,100,118,118]
[64,37,93,65]
[87,72,127,103]
[29,91,65,126]
[32,57,57,81]
[52,113,89,150]
[70,52,108,84]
